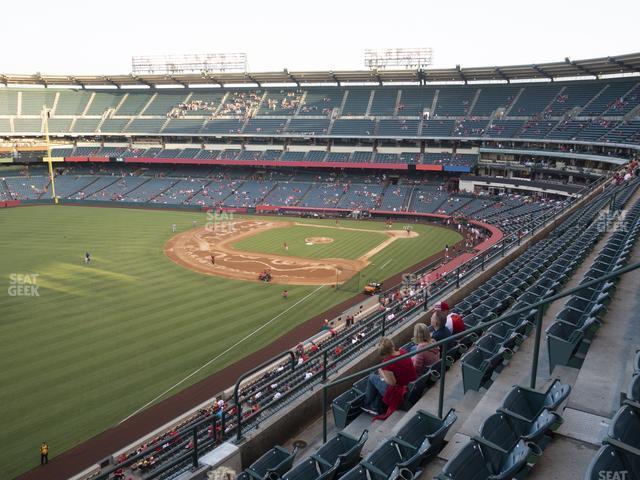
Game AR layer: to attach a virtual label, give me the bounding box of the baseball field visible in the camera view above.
[0,205,461,478]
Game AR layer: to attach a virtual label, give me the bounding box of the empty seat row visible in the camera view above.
[459,216,605,392]
[547,192,640,371]
[242,430,368,480]
[459,181,634,391]
[340,410,457,480]
[437,380,570,479]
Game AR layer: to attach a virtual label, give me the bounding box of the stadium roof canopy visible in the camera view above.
[2,52,640,88]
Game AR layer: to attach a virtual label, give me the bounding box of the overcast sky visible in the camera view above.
[5,0,639,74]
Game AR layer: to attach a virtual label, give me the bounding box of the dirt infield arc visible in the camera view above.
[164,220,418,285]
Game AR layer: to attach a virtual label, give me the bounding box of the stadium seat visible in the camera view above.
[394,409,457,460]
[502,301,537,337]
[436,438,531,480]
[280,457,339,480]
[401,367,441,409]
[565,292,609,315]
[312,430,368,475]
[546,320,598,370]
[480,410,560,452]
[628,373,640,406]
[606,405,640,452]
[338,464,370,480]
[361,438,426,479]
[489,289,515,311]
[499,380,570,422]
[461,348,504,392]
[240,445,299,480]
[461,312,482,331]
[584,444,640,480]
[476,333,514,360]
[486,323,525,351]
[556,303,605,328]
[456,335,474,354]
[470,304,497,323]
[331,388,365,429]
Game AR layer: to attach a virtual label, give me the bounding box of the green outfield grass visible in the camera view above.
[0,206,460,478]
[232,224,390,259]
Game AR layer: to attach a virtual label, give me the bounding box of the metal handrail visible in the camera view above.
[321,261,640,442]
[92,413,218,480]
[232,350,296,442]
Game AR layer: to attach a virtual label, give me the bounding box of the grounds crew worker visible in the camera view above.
[40,441,48,465]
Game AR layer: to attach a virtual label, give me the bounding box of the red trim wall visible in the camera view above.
[122,157,413,170]
[65,156,110,163]
[62,156,443,171]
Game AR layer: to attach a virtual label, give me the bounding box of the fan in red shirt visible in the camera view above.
[435,301,466,334]
[362,337,417,420]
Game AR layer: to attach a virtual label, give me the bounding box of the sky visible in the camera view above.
[4,0,639,75]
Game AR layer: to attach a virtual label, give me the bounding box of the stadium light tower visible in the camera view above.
[364,48,433,69]
[131,53,248,75]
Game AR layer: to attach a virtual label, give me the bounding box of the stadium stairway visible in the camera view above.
[267,181,640,480]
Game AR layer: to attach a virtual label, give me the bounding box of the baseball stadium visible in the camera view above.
[2,5,640,480]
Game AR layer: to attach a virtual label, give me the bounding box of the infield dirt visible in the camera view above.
[164,219,418,285]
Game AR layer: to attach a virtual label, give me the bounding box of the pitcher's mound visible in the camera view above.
[305,236,334,245]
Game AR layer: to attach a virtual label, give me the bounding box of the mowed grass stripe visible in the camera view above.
[1,283,286,379]
[0,206,460,478]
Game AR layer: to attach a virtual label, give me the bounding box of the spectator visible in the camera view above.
[362,337,416,419]
[411,323,440,375]
[430,311,452,342]
[435,301,466,334]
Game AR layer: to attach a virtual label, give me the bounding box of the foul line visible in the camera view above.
[117,284,326,425]
[379,258,393,269]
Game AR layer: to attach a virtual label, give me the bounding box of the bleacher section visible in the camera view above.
[370,89,398,116]
[0,79,637,148]
[258,90,302,115]
[434,87,475,116]
[287,118,330,135]
[342,89,371,116]
[332,119,375,136]
[471,85,520,116]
